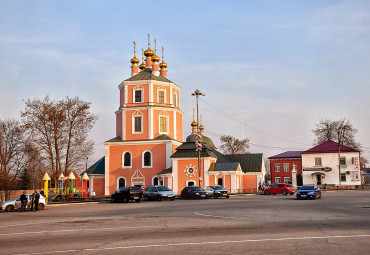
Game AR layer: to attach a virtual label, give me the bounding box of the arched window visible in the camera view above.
[122,152,131,168]
[143,151,152,167]
[118,178,126,188]
[218,178,223,186]
[153,177,159,185]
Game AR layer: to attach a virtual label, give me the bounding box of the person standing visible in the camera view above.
[33,190,40,211]
[20,191,27,212]
[30,191,35,211]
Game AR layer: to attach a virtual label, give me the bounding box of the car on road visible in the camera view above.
[0,194,46,212]
[144,185,175,201]
[180,186,207,199]
[296,185,322,200]
[111,186,142,203]
[205,185,229,198]
[264,183,296,195]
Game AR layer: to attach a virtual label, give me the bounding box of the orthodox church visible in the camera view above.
[86,36,266,196]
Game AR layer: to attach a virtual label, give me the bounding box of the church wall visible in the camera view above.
[107,143,167,194]
[153,109,174,138]
[176,111,183,142]
[124,109,149,140]
[126,83,149,106]
[119,87,124,106]
[116,111,122,138]
[92,178,105,196]
[176,159,204,191]
[242,175,258,193]
[224,175,231,191]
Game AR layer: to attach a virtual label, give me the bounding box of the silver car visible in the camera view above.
[0,194,47,212]
[205,185,230,198]
[144,185,175,201]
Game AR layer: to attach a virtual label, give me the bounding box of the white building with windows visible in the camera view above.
[301,140,361,186]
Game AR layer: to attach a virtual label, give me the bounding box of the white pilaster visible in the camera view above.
[173,110,177,140]
[170,86,173,105]
[89,176,94,196]
[165,141,172,169]
[149,107,153,139]
[231,173,237,193]
[203,158,211,187]
[172,159,178,195]
[122,110,126,140]
[104,146,110,195]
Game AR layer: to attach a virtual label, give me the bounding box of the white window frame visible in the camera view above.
[284,177,290,183]
[315,157,322,166]
[152,176,159,185]
[283,163,289,172]
[122,151,132,168]
[116,177,127,189]
[275,177,281,183]
[275,164,280,172]
[133,88,143,103]
[157,88,166,103]
[159,115,169,134]
[186,180,196,186]
[173,93,177,107]
[132,111,143,134]
[142,150,152,168]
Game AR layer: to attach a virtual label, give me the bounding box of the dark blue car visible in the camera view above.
[296,185,322,200]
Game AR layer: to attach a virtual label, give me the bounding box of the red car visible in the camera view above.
[264,183,296,195]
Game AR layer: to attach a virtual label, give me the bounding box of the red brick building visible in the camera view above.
[268,151,303,186]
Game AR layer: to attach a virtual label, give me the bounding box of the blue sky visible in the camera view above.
[1,0,370,165]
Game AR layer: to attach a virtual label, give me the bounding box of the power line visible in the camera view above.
[200,98,310,146]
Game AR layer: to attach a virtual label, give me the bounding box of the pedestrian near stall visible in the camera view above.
[33,190,40,211]
[20,191,27,212]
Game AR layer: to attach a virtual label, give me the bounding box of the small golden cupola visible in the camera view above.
[144,33,154,57]
[130,41,139,76]
[159,46,168,69]
[199,114,204,135]
[139,48,146,71]
[151,39,160,63]
[191,108,198,134]
[159,46,168,77]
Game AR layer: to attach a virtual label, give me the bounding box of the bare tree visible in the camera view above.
[21,96,98,184]
[219,135,250,154]
[0,119,27,200]
[312,118,360,150]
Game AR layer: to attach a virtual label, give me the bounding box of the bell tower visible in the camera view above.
[115,35,183,142]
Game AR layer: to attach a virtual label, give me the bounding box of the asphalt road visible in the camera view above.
[1,190,370,255]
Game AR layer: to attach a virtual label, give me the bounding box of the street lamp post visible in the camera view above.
[191,89,205,188]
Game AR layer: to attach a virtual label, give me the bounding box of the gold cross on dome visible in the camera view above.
[133,41,136,54]
[148,33,150,46]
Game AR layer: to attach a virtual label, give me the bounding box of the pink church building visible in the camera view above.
[86,36,266,196]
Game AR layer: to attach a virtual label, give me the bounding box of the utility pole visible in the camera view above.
[191,89,205,188]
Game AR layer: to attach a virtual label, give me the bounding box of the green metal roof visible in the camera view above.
[123,68,174,83]
[224,153,263,173]
[211,162,239,171]
[86,156,105,175]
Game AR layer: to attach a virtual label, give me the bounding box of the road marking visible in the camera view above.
[194,211,249,219]
[14,234,370,255]
[0,215,127,228]
[0,225,156,236]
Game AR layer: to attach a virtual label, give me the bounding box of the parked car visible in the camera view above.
[205,185,229,198]
[180,186,207,199]
[0,194,46,212]
[264,183,296,195]
[111,186,142,203]
[296,185,322,200]
[144,185,175,201]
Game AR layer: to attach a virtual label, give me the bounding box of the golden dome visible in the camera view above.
[152,53,160,62]
[191,121,197,127]
[159,61,167,69]
[130,56,139,64]
[199,125,204,130]
[144,47,154,57]
[139,62,146,71]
